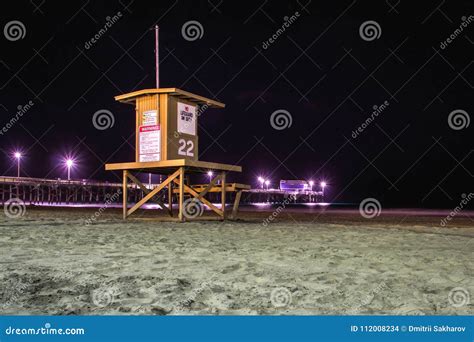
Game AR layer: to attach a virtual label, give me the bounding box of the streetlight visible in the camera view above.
[207,171,213,183]
[308,180,314,191]
[258,176,264,189]
[265,179,270,190]
[13,152,22,178]
[320,181,327,197]
[65,159,74,180]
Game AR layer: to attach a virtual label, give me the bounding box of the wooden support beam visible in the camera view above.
[127,169,180,217]
[173,179,223,217]
[126,172,148,192]
[106,159,242,173]
[171,183,250,194]
[126,172,171,215]
[221,171,226,220]
[178,167,185,222]
[197,173,221,199]
[168,182,173,217]
[231,190,242,220]
[123,170,128,219]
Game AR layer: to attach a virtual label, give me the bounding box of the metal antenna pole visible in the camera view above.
[147,25,160,184]
[155,25,159,88]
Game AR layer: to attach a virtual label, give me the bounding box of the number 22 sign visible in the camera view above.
[178,139,194,157]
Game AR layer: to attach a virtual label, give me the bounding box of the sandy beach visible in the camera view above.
[1,207,472,315]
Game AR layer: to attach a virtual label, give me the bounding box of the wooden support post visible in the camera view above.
[221,171,226,220]
[123,170,128,219]
[178,167,185,222]
[168,182,173,217]
[231,190,242,219]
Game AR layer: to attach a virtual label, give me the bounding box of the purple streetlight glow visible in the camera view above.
[207,171,213,183]
[309,180,314,191]
[258,176,264,189]
[320,181,327,198]
[65,158,74,180]
[13,152,22,177]
[264,179,270,190]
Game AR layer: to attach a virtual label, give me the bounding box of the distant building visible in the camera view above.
[279,180,310,192]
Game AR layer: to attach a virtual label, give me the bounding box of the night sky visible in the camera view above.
[1,0,472,208]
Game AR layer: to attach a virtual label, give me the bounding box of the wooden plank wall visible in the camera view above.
[135,94,160,161]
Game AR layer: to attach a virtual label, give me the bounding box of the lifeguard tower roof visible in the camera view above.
[115,88,225,108]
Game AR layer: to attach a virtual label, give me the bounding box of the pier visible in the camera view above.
[0,176,324,206]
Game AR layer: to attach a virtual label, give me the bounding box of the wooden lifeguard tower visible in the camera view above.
[105,27,248,221]
[105,88,249,221]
